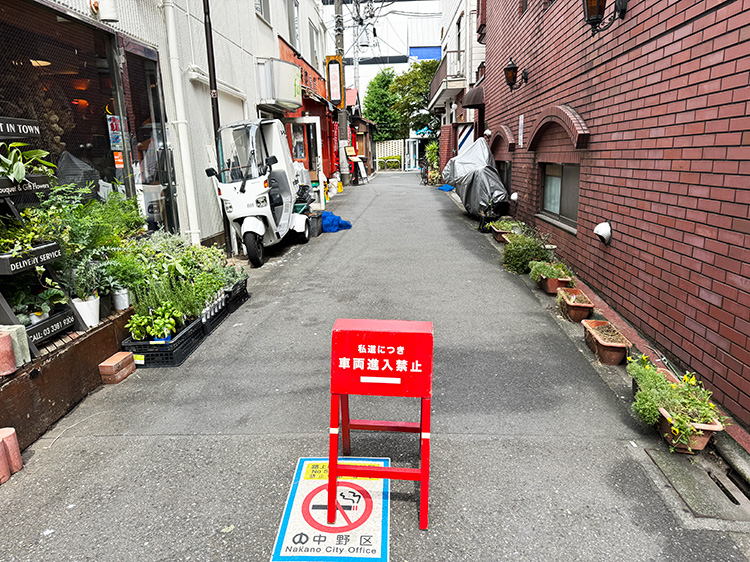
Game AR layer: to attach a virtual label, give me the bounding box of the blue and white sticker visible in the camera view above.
[271,457,390,561]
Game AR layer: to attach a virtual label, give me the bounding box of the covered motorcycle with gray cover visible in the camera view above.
[442,137,508,218]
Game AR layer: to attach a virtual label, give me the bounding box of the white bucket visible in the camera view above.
[72,296,100,329]
[112,288,130,310]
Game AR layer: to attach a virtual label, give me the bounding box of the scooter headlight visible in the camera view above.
[223,200,234,213]
[255,196,268,208]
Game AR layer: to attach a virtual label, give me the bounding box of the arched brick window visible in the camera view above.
[489,125,515,190]
[527,105,589,230]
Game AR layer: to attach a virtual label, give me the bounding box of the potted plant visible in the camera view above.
[489,219,523,242]
[556,288,594,322]
[503,233,550,274]
[582,319,631,365]
[95,266,118,319]
[0,142,55,185]
[70,261,100,329]
[9,272,68,326]
[124,302,183,342]
[628,354,727,453]
[528,261,573,294]
[147,302,183,342]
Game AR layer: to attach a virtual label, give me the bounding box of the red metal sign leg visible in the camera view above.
[341,394,351,456]
[419,397,431,530]
[327,393,340,524]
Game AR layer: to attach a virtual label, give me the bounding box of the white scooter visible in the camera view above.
[206,119,310,267]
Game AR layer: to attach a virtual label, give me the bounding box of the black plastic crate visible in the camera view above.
[226,279,249,313]
[122,318,204,368]
[201,304,229,336]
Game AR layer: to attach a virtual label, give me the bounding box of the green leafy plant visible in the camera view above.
[222,264,248,289]
[503,233,550,274]
[629,354,728,452]
[125,302,183,340]
[528,261,574,283]
[73,261,98,300]
[425,141,439,172]
[9,271,67,325]
[489,219,522,232]
[0,142,55,182]
[124,314,150,341]
[0,216,47,255]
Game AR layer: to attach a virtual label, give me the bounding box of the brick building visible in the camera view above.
[466,0,750,422]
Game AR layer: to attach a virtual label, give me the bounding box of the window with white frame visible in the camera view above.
[288,0,300,48]
[541,163,579,226]
[255,0,270,20]
[309,21,320,69]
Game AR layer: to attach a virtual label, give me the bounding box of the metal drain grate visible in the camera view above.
[646,447,750,522]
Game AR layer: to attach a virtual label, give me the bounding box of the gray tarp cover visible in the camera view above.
[442,137,508,217]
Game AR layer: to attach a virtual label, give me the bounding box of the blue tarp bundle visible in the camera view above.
[321,211,352,233]
[438,184,455,191]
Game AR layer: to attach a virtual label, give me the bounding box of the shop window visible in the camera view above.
[0,1,121,196]
[541,163,579,226]
[292,124,306,159]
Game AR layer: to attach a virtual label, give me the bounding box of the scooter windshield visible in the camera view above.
[217,124,265,183]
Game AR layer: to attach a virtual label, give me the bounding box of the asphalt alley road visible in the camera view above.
[0,172,746,561]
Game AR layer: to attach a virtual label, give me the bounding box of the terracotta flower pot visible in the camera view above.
[539,275,571,295]
[490,225,511,242]
[658,407,723,453]
[582,319,631,365]
[557,288,594,322]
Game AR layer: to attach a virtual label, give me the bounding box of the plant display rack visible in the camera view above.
[0,184,86,357]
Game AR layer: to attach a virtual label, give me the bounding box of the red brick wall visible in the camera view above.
[483,0,750,422]
[440,123,456,170]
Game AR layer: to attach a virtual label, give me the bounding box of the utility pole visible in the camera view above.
[353,0,361,94]
[203,0,233,255]
[334,0,350,186]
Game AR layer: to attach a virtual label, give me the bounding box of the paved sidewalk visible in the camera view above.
[0,172,747,561]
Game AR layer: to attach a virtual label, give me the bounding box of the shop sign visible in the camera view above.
[0,117,41,140]
[107,115,124,151]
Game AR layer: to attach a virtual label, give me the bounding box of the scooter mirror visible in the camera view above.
[266,156,278,167]
[205,167,218,177]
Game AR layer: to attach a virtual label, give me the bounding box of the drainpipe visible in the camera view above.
[163,0,202,245]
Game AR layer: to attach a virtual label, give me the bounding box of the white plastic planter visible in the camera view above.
[72,296,101,329]
[112,288,130,310]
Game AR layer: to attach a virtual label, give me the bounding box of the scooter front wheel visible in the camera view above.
[244,232,264,267]
[297,217,310,244]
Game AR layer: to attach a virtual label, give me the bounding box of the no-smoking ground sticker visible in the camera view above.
[271,458,390,561]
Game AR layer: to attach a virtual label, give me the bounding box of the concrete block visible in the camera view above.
[0,441,10,484]
[0,332,16,376]
[0,325,30,367]
[0,427,23,473]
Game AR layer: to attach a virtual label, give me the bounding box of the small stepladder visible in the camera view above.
[327,318,433,530]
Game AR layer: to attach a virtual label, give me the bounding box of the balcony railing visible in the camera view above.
[429,51,465,102]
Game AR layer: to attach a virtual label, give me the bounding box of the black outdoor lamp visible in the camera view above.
[504,58,528,92]
[583,0,628,35]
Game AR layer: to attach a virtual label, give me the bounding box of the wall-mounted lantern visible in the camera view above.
[504,59,528,92]
[583,0,628,35]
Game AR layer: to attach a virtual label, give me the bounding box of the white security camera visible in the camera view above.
[510,192,519,202]
[593,221,612,245]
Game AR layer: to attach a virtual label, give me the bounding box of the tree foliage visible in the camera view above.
[363,68,401,141]
[390,59,440,138]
